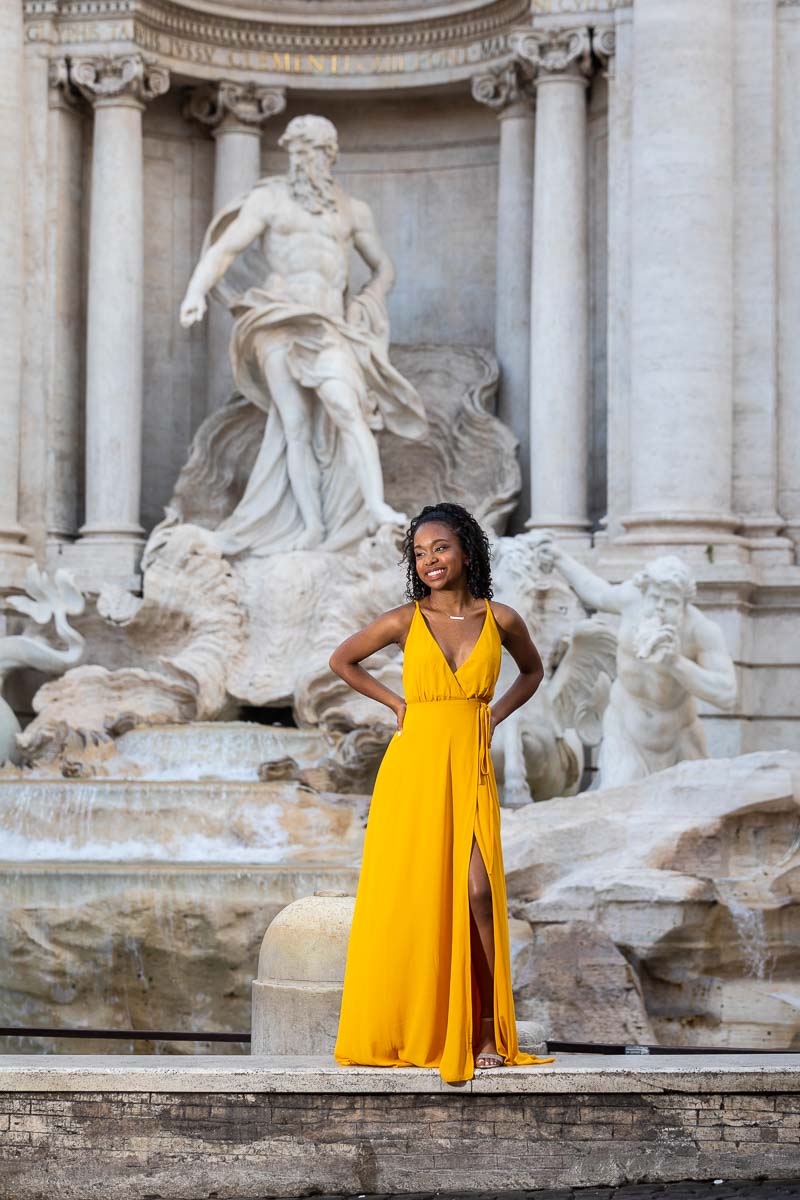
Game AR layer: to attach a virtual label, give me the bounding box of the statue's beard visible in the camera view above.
[633,611,682,662]
[288,156,336,214]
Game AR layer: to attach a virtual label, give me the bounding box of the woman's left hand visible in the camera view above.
[489,708,498,743]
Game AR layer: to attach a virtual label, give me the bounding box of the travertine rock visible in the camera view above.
[0,864,359,1055]
[514,920,655,1046]
[505,751,800,1048]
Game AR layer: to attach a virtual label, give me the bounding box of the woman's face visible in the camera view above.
[413,522,468,591]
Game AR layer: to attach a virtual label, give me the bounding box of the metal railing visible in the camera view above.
[0,1027,249,1043]
[1,1028,798,1054]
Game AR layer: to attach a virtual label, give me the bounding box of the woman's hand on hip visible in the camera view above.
[394,700,407,735]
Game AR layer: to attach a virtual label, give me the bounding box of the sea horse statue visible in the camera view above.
[0,567,85,764]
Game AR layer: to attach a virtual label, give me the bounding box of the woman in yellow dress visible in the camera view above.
[329,502,556,1083]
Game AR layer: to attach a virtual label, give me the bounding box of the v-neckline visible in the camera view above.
[415,597,490,678]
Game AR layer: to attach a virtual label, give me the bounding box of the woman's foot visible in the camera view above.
[474,1015,504,1069]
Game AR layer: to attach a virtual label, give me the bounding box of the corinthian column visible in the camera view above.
[472,61,535,530]
[510,27,592,541]
[184,82,286,414]
[67,55,169,585]
[45,61,86,554]
[621,0,736,548]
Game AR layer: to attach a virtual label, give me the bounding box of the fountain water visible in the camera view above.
[0,722,368,1052]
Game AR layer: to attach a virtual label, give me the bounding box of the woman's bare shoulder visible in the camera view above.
[372,600,416,644]
[487,599,527,641]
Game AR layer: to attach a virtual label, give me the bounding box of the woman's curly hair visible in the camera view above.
[400,502,493,601]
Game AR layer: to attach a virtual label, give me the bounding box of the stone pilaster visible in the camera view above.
[0,0,34,586]
[620,0,737,555]
[184,82,286,414]
[66,54,169,587]
[471,60,535,531]
[731,0,791,565]
[778,2,800,561]
[510,26,593,541]
[592,19,633,544]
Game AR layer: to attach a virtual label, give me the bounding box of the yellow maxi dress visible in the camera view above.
[333,597,556,1083]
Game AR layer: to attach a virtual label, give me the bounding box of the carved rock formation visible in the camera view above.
[18,524,242,768]
[0,567,85,765]
[505,750,800,1047]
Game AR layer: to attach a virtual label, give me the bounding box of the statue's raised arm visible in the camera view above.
[528,529,631,614]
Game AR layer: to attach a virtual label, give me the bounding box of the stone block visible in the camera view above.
[251,893,355,1056]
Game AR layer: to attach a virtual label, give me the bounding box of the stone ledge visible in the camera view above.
[1,1062,799,1199]
[1,1052,799,1094]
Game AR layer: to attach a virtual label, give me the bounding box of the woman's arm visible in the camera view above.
[489,603,545,737]
[328,604,412,732]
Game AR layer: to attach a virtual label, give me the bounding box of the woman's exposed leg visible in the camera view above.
[468,833,499,1063]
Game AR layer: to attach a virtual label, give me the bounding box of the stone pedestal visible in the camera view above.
[511,27,592,542]
[619,0,737,551]
[251,892,354,1056]
[184,82,286,415]
[62,55,169,589]
[472,63,535,532]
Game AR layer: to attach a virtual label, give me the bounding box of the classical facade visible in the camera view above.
[3,0,800,755]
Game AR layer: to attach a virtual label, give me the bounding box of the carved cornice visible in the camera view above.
[509,25,592,79]
[471,58,534,112]
[69,53,170,106]
[183,81,286,130]
[531,0,630,9]
[24,0,529,55]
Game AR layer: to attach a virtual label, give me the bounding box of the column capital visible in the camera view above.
[183,81,287,135]
[48,56,83,112]
[68,54,170,110]
[509,26,593,82]
[471,59,535,115]
[591,28,616,77]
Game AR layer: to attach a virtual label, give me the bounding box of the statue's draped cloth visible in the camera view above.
[204,184,428,557]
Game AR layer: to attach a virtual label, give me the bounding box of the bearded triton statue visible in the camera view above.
[179,114,428,556]
[530,534,738,789]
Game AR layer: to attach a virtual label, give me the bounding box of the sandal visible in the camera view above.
[474,1015,504,1069]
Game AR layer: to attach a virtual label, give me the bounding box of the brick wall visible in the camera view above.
[1,1089,799,1199]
